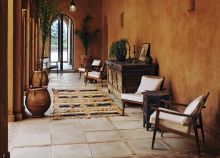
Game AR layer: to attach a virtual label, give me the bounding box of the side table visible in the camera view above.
[142,89,172,130]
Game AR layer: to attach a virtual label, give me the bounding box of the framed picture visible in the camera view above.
[139,43,150,62]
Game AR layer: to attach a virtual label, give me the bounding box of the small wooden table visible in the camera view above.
[142,89,172,130]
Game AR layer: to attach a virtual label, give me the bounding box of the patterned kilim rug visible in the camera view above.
[52,88,123,119]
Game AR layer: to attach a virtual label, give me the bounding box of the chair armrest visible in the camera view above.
[151,107,192,118]
[160,99,188,107]
[142,88,168,94]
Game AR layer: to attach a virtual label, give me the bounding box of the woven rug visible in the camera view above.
[52,88,123,119]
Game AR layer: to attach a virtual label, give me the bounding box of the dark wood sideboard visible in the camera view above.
[106,60,158,98]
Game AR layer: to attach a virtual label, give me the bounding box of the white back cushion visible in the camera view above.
[92,60,101,66]
[182,95,204,125]
[183,95,204,115]
[136,76,163,94]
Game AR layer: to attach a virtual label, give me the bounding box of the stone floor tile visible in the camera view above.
[80,118,115,131]
[14,133,51,147]
[161,137,197,151]
[11,146,51,158]
[52,131,86,145]
[112,120,143,130]
[89,142,134,157]
[52,144,92,158]
[129,113,144,120]
[51,119,83,133]
[109,115,140,122]
[85,130,121,143]
[127,139,168,155]
[17,122,51,134]
[119,129,153,140]
[16,117,51,125]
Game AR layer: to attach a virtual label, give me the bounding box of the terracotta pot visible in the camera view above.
[25,87,51,117]
[31,71,49,88]
[116,50,127,62]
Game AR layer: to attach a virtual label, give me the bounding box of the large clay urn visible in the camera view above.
[25,87,51,117]
[31,71,49,88]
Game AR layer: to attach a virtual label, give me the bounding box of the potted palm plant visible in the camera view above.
[26,0,58,117]
[109,38,129,62]
[75,14,100,65]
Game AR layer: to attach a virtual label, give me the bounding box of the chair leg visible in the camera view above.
[143,113,146,127]
[193,120,201,157]
[199,114,205,143]
[56,67,58,75]
[84,77,87,86]
[122,101,125,116]
[152,111,160,149]
[152,128,157,149]
[161,131,163,137]
[79,72,81,79]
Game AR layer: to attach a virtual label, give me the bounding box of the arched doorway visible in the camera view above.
[50,14,74,71]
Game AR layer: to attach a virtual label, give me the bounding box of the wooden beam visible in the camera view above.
[0,0,10,157]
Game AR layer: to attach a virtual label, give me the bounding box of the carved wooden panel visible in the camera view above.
[106,60,158,98]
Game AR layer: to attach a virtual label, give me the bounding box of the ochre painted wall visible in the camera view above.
[102,0,220,143]
[57,0,102,70]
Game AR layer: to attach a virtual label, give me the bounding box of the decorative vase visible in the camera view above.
[146,55,153,64]
[31,71,49,88]
[25,87,51,117]
[116,50,127,62]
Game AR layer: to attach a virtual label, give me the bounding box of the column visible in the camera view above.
[13,0,25,121]
[0,0,10,157]
[25,0,30,90]
[7,0,14,122]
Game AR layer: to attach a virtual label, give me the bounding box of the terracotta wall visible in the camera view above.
[57,0,102,70]
[102,0,220,143]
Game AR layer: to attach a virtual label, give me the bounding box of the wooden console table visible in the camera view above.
[106,60,158,98]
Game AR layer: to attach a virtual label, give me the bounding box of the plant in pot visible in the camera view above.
[75,14,100,66]
[26,0,58,117]
[109,38,129,62]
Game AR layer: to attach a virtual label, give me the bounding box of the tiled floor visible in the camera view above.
[9,73,220,158]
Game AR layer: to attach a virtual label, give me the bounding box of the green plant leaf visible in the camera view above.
[75,14,100,55]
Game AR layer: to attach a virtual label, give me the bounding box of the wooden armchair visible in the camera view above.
[84,63,106,88]
[78,59,101,79]
[150,92,210,156]
[121,75,165,115]
[42,57,59,75]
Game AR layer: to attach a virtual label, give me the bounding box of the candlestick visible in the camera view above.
[133,45,137,63]
[128,45,131,63]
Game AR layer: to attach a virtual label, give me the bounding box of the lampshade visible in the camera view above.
[70,0,76,12]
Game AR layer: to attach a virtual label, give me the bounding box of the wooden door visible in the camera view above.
[0,0,9,157]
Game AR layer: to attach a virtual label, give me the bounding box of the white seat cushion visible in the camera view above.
[182,95,204,125]
[150,108,190,133]
[121,93,143,103]
[136,76,163,93]
[78,67,85,72]
[92,60,101,66]
[88,71,100,78]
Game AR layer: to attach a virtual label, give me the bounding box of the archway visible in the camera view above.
[50,14,74,71]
